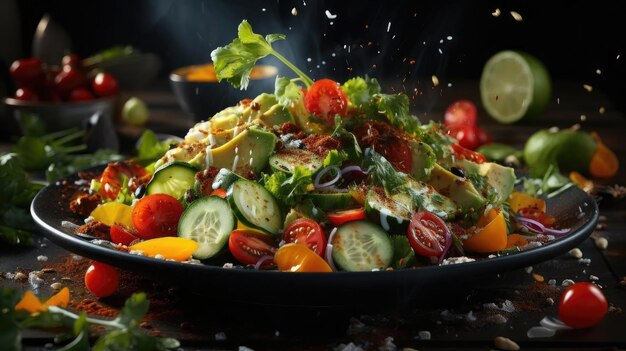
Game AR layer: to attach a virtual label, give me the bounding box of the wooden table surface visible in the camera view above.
[1,79,625,350]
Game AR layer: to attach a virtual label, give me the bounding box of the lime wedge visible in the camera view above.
[480,51,551,124]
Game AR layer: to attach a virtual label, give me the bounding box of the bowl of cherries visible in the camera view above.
[3,54,120,132]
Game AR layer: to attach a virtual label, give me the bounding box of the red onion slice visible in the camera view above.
[254,255,274,270]
[324,228,339,272]
[517,216,571,236]
[314,166,341,189]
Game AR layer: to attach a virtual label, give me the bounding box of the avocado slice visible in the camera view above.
[408,140,435,181]
[209,127,277,175]
[455,159,516,204]
[258,103,295,128]
[404,177,457,220]
[428,164,486,212]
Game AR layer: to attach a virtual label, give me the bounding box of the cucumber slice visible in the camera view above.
[211,168,245,191]
[227,179,282,235]
[146,162,197,200]
[331,221,393,272]
[306,191,356,211]
[178,196,235,259]
[365,189,413,233]
[269,148,324,174]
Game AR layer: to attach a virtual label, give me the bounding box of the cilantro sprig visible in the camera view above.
[211,20,314,90]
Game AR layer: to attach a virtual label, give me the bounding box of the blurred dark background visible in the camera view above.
[1,0,624,112]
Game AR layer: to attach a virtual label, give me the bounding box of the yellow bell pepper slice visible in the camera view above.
[45,287,70,308]
[508,191,546,213]
[90,202,133,228]
[15,291,47,313]
[129,237,200,261]
[463,208,507,253]
[274,243,332,272]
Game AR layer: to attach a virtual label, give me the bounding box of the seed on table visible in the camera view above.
[532,273,544,282]
[494,336,520,351]
[568,248,583,258]
[594,237,608,250]
[50,282,62,290]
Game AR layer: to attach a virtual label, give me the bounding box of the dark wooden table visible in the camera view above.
[1,80,625,350]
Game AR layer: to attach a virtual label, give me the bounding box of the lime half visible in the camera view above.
[480,51,551,124]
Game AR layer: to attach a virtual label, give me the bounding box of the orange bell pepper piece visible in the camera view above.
[505,234,529,249]
[45,287,70,308]
[589,137,618,178]
[274,243,332,272]
[129,237,200,261]
[508,191,546,213]
[569,171,594,193]
[463,208,508,253]
[15,291,47,313]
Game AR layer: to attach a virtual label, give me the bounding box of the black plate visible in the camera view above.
[31,168,598,306]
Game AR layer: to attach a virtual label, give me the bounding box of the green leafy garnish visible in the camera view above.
[263,166,313,206]
[211,20,313,90]
[274,76,304,107]
[342,77,381,109]
[363,148,408,193]
[323,150,349,167]
[136,130,177,164]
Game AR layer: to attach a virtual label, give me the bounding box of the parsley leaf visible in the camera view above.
[274,76,304,107]
[263,166,313,206]
[363,148,408,193]
[342,77,381,108]
[211,20,313,90]
[323,150,349,167]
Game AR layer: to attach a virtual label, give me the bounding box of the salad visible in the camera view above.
[69,21,571,273]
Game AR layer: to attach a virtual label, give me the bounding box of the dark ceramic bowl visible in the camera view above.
[169,64,278,121]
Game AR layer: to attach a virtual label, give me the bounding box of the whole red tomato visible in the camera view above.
[559,282,608,329]
[92,72,119,97]
[444,100,477,128]
[84,262,119,298]
[304,79,348,123]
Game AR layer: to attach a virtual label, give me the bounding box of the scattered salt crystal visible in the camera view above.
[379,337,396,351]
[527,326,556,338]
[274,330,280,337]
[438,48,443,54]
[466,310,477,322]
[492,8,501,17]
[72,255,82,261]
[291,7,298,16]
[494,336,520,350]
[307,57,312,62]
[439,39,444,44]
[154,254,165,260]
[510,11,523,22]
[261,8,266,12]
[447,83,452,87]
[578,258,591,266]
[447,35,453,40]
[325,10,337,19]
[4,272,16,279]
[596,69,602,75]
[546,297,555,305]
[418,330,431,340]
[387,22,391,33]
[223,263,234,269]
[129,250,145,256]
[40,243,47,248]
[562,279,575,287]
[548,279,556,286]
[29,271,44,289]
[50,282,62,290]
[37,255,48,262]
[525,266,533,274]
[215,332,227,341]
[568,248,583,258]
[590,275,599,281]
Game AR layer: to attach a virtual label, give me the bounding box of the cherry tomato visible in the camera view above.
[84,262,119,298]
[452,125,481,150]
[132,194,184,239]
[444,100,477,128]
[282,218,326,256]
[62,53,82,68]
[304,79,348,123]
[228,230,277,268]
[99,162,148,200]
[274,243,332,272]
[9,58,44,86]
[559,282,608,329]
[68,88,94,102]
[327,208,367,227]
[451,143,486,164]
[210,188,227,198]
[14,88,39,102]
[110,223,139,246]
[476,126,492,146]
[407,211,451,257]
[54,66,85,96]
[518,207,555,227]
[92,72,119,97]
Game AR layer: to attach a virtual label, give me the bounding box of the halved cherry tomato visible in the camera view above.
[451,143,486,164]
[327,208,367,227]
[518,207,555,227]
[444,100,477,128]
[559,282,608,329]
[210,188,227,198]
[304,78,348,123]
[131,194,184,239]
[282,218,326,256]
[274,243,332,272]
[462,208,507,253]
[84,262,119,298]
[110,223,139,246]
[92,72,119,97]
[228,230,278,268]
[99,162,147,200]
[407,211,451,257]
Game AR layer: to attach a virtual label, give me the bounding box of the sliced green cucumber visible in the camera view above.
[211,168,245,191]
[227,179,282,235]
[306,191,356,211]
[365,188,413,233]
[331,221,393,272]
[178,196,235,259]
[146,161,197,200]
[269,148,324,174]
